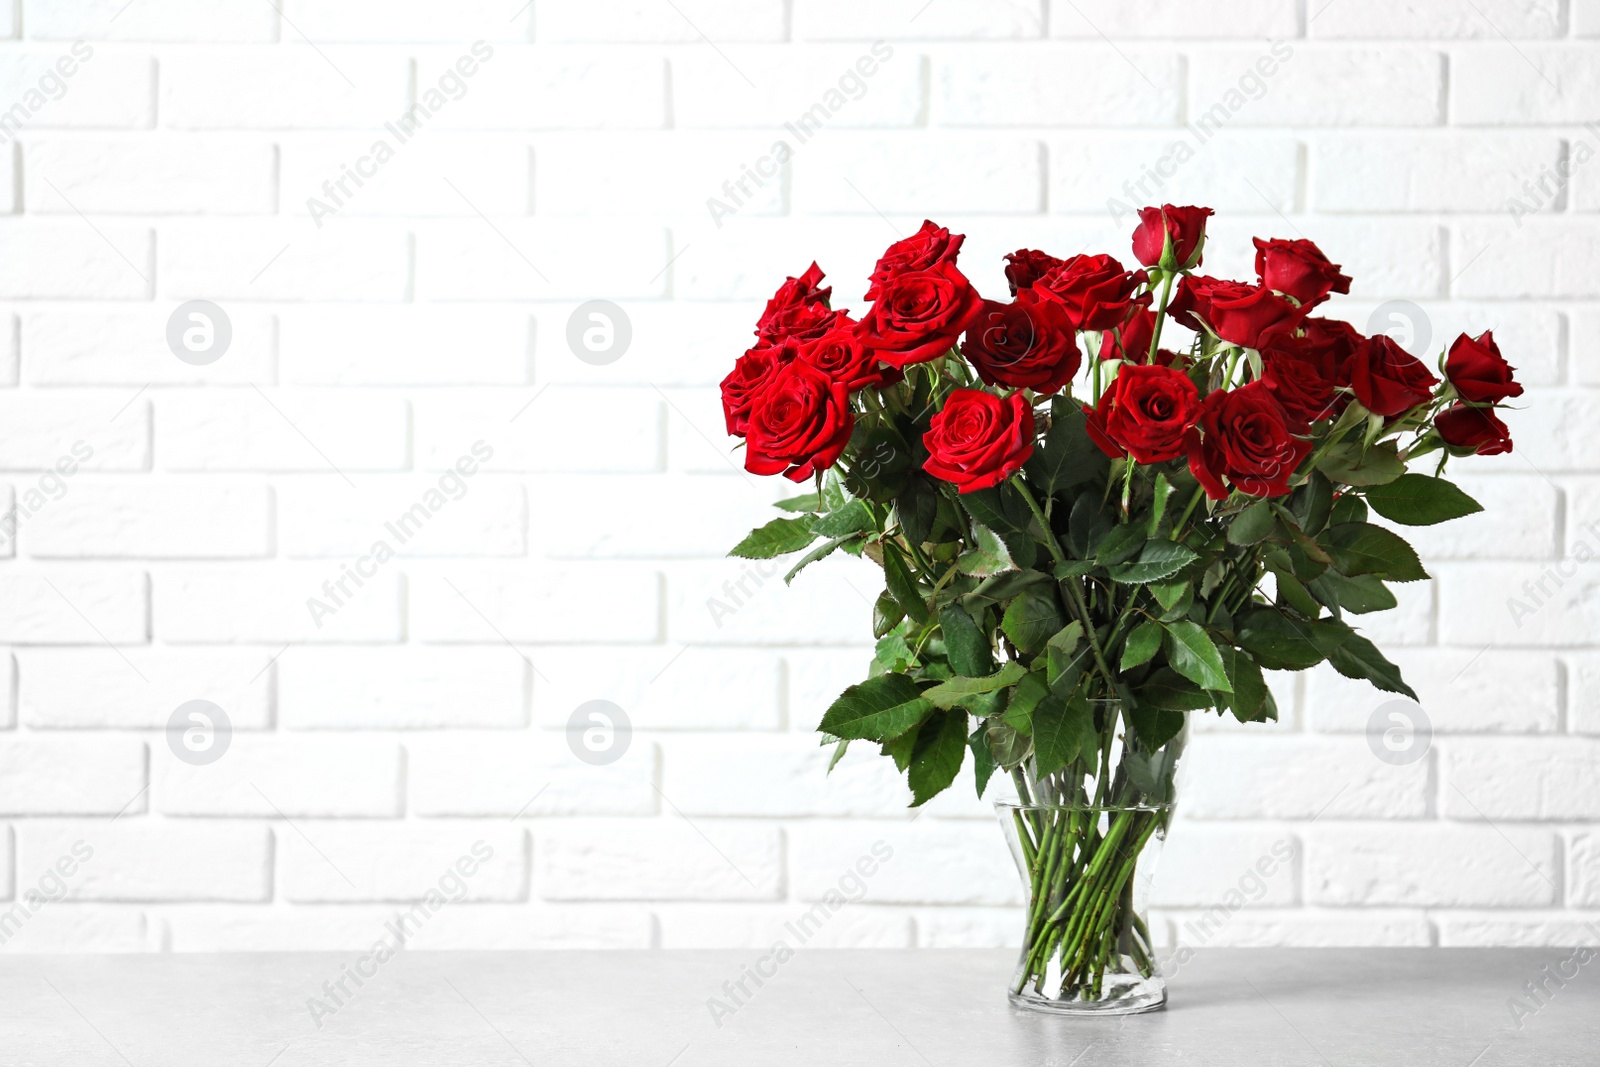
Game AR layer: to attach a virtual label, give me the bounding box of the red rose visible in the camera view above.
[1280,316,1364,388]
[922,388,1036,493]
[1188,381,1312,500]
[1083,363,1202,464]
[1173,276,1303,350]
[1252,237,1351,309]
[865,220,965,301]
[1131,205,1213,270]
[1436,403,1512,456]
[1350,335,1439,417]
[1261,349,1338,428]
[1029,253,1150,331]
[1003,249,1066,297]
[961,298,1082,395]
[720,340,795,436]
[856,260,983,369]
[756,262,841,344]
[799,320,898,393]
[744,359,854,482]
[1445,330,1523,405]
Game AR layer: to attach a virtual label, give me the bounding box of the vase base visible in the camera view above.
[1007,976,1167,1017]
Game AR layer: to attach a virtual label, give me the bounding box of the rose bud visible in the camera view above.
[1436,403,1513,456]
[1003,248,1067,297]
[744,359,855,482]
[799,319,899,393]
[856,260,984,368]
[1252,237,1352,309]
[1083,363,1202,464]
[1098,306,1157,364]
[1445,330,1523,405]
[1188,381,1313,500]
[1174,277,1303,351]
[962,298,1082,395]
[1131,205,1214,271]
[921,388,1036,493]
[1349,335,1439,417]
[1029,253,1150,331]
[756,262,841,345]
[864,220,965,301]
[720,339,796,437]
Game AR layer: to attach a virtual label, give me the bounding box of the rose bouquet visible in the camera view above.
[720,208,1521,1013]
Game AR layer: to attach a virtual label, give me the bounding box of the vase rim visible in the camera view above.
[994,801,1173,814]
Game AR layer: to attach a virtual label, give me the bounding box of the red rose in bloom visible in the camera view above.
[1349,335,1439,417]
[1445,330,1523,405]
[865,220,965,301]
[1003,249,1067,297]
[1285,316,1365,387]
[1253,238,1351,309]
[799,320,898,393]
[744,359,854,482]
[922,389,1036,493]
[756,262,841,344]
[1098,306,1157,364]
[1131,205,1213,270]
[1436,403,1513,456]
[961,298,1081,394]
[856,260,984,368]
[1188,381,1313,500]
[720,340,795,436]
[1029,253,1150,331]
[1083,364,1202,464]
[1261,350,1338,428]
[1173,276,1303,350]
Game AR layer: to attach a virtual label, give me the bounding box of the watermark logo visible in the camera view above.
[1365,699,1431,766]
[0,41,93,145]
[167,700,232,766]
[566,300,631,366]
[0,841,94,947]
[166,300,232,365]
[567,700,631,766]
[1365,300,1431,359]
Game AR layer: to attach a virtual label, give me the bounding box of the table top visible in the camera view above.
[1,948,1594,1066]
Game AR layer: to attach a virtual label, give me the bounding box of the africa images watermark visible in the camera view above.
[705,556,786,630]
[1505,925,1600,1030]
[0,40,93,144]
[0,840,95,948]
[3,441,93,542]
[305,441,495,629]
[1505,519,1600,629]
[1159,837,1296,977]
[705,40,896,229]
[1506,124,1600,227]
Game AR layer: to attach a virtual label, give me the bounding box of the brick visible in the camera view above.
[532,644,781,730]
[1314,0,1559,36]
[1453,219,1600,299]
[1438,561,1600,647]
[1155,909,1432,948]
[662,734,908,817]
[0,394,149,470]
[0,906,150,952]
[916,908,1018,947]
[546,0,785,41]
[279,647,525,730]
[280,306,526,386]
[1052,135,1300,215]
[158,221,410,301]
[658,903,913,948]
[1053,0,1294,37]
[414,388,662,473]
[537,819,782,900]
[1573,835,1600,907]
[535,134,784,218]
[1561,481,1600,560]
[1570,654,1600,736]
[661,383,771,474]
[0,571,146,644]
[0,653,14,728]
[17,821,271,901]
[26,483,272,558]
[935,46,1178,127]
[1190,47,1443,127]
[157,392,408,472]
[1182,736,1429,820]
[799,0,1042,39]
[790,821,1016,905]
[1151,826,1300,908]
[424,47,665,130]
[279,0,529,41]
[1306,649,1559,735]
[669,217,899,303]
[18,647,275,729]
[665,556,880,645]
[0,50,153,129]
[279,479,526,558]
[1437,912,1600,946]
[0,223,151,299]
[675,45,924,129]
[1311,133,1564,212]
[1443,738,1600,820]
[411,568,659,644]
[22,0,277,40]
[1581,0,1600,36]
[531,473,785,559]
[282,825,526,902]
[414,221,669,301]
[23,307,276,386]
[155,566,402,644]
[1383,475,1559,562]
[1453,46,1600,124]
[1306,824,1557,906]
[161,902,650,950]
[532,301,755,388]
[26,137,276,214]
[157,737,401,816]
[160,49,409,129]
[280,134,527,221]
[0,737,144,814]
[792,134,1043,214]
[408,734,655,816]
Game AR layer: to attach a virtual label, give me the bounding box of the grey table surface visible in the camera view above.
[0,948,1594,1066]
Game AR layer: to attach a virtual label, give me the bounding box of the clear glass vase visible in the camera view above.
[994,703,1185,1015]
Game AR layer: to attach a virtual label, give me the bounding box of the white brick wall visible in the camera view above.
[0,0,1592,956]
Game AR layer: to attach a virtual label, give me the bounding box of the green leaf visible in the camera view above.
[986,718,1031,770]
[1030,694,1096,776]
[818,674,933,741]
[1329,493,1368,526]
[1045,621,1086,691]
[882,546,930,622]
[1095,523,1147,567]
[1316,440,1406,487]
[812,499,875,538]
[821,470,848,511]
[921,661,1027,710]
[1000,670,1050,732]
[784,535,853,585]
[881,729,917,771]
[730,516,817,559]
[1218,646,1269,723]
[1120,620,1163,672]
[1235,609,1325,672]
[1127,698,1191,747]
[957,523,1014,577]
[1162,620,1232,693]
[1133,667,1212,713]
[1053,559,1096,580]
[1291,471,1334,536]
[1227,500,1276,546]
[1310,571,1397,615]
[969,724,997,799]
[1265,558,1322,618]
[1025,401,1107,496]
[893,476,940,546]
[1068,492,1114,559]
[1001,587,1065,654]
[1365,474,1484,527]
[964,569,1051,610]
[1147,473,1175,539]
[1108,540,1199,584]
[940,604,994,678]
[1319,621,1418,700]
[1323,522,1429,583]
[1149,580,1188,613]
[872,592,905,639]
[825,738,850,773]
[775,492,819,513]
[959,485,1038,570]
[908,709,967,806]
